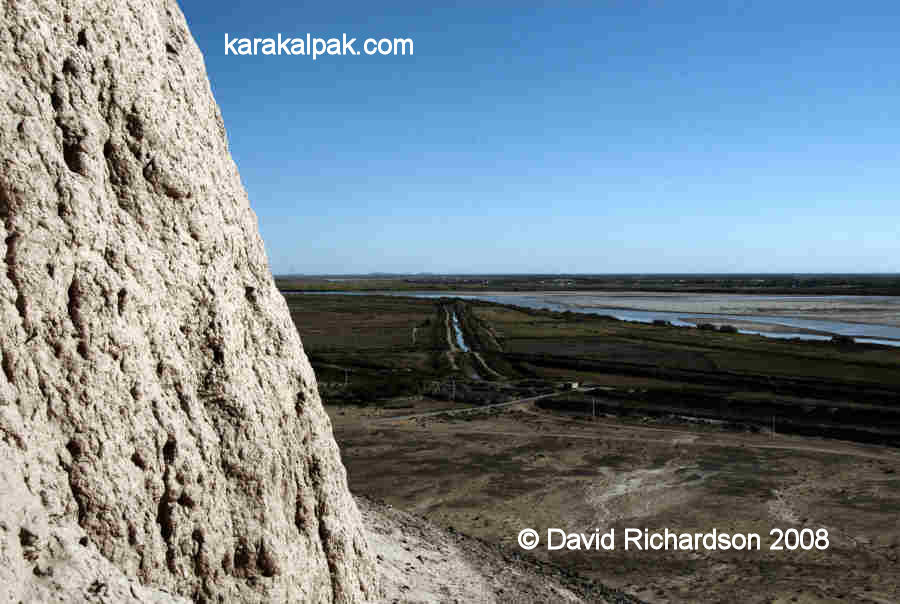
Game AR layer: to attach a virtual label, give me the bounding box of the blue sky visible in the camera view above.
[184,1,900,275]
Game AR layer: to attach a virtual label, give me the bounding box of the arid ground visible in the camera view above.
[333,401,900,603]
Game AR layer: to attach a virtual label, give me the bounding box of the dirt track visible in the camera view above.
[379,403,900,462]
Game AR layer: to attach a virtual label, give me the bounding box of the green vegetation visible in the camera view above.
[286,292,900,444]
[285,294,448,403]
[276,273,900,296]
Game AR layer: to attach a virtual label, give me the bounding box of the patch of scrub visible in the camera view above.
[671,434,698,445]
[766,488,801,524]
[584,462,713,525]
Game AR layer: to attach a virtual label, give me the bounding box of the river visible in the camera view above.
[284,291,900,347]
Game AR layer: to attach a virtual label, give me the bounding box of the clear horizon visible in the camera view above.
[185,1,900,275]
